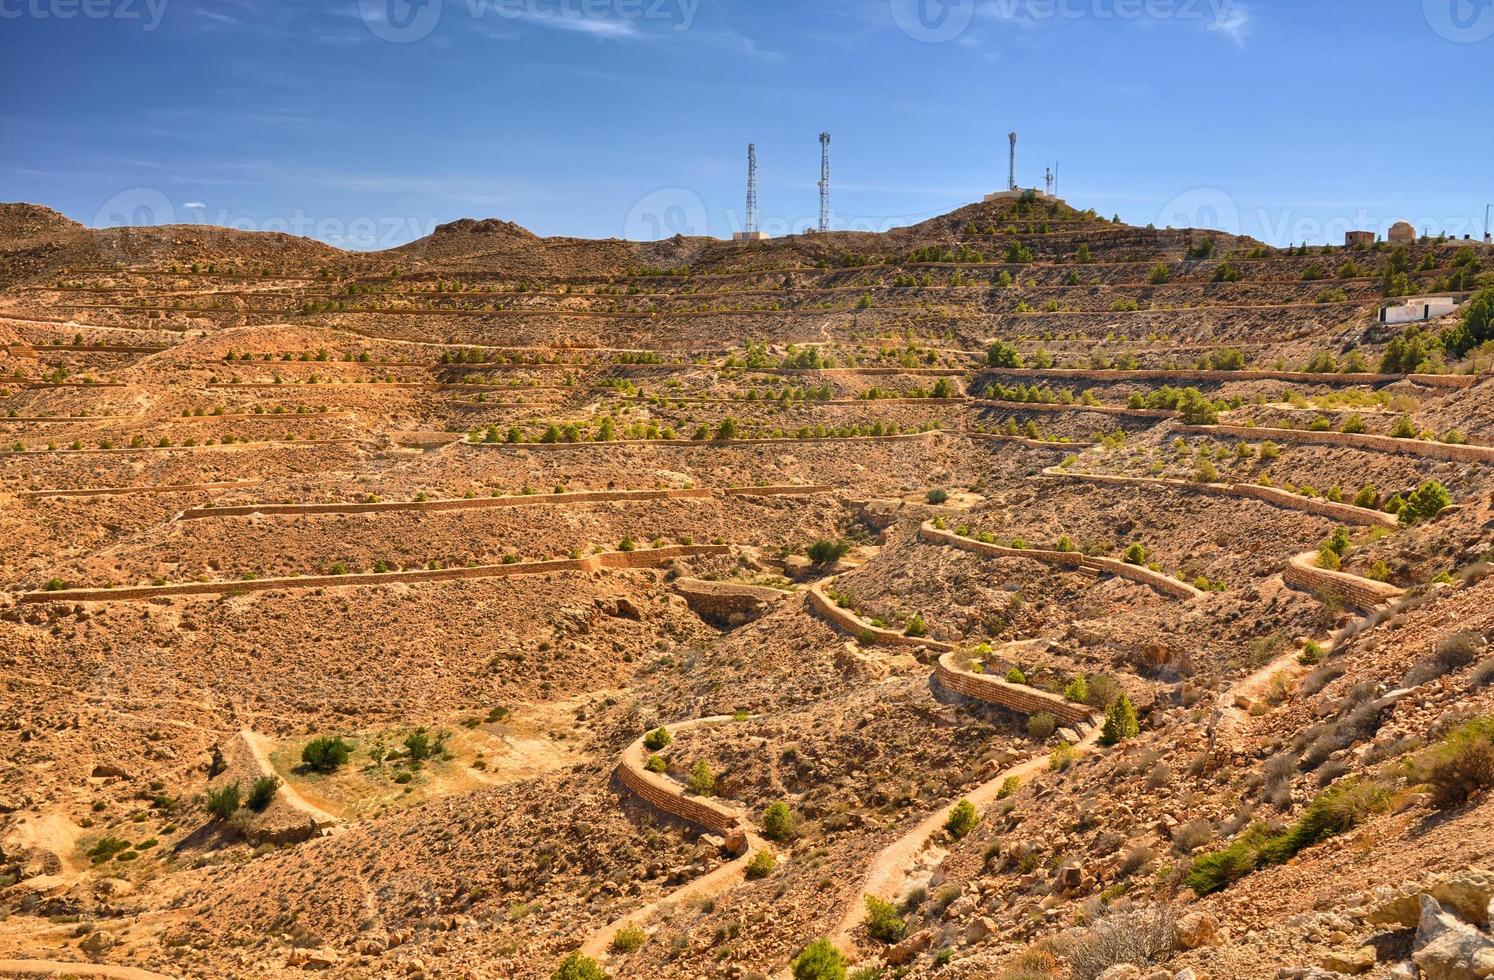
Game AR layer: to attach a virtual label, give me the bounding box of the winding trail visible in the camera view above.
[579,716,778,962]
[238,730,344,832]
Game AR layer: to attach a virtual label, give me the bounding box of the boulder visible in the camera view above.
[1414,895,1494,980]
[1175,910,1222,950]
[1320,946,1377,975]
[288,947,343,969]
[963,916,996,944]
[1096,966,1142,980]
[886,928,935,965]
[1431,869,1494,928]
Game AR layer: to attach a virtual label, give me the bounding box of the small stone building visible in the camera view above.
[1380,296,1462,325]
[1388,221,1417,244]
[1344,230,1375,247]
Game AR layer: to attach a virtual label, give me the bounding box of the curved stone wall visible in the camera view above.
[19,479,261,500]
[934,649,1095,725]
[1040,468,1400,528]
[614,718,746,838]
[470,431,941,452]
[19,544,729,604]
[973,398,1176,420]
[982,367,1477,389]
[1284,551,1405,608]
[1193,423,1494,464]
[804,583,956,651]
[918,522,1206,600]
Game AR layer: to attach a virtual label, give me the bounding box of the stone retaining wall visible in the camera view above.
[1284,551,1405,608]
[3,439,356,458]
[804,583,955,651]
[918,522,1206,600]
[1192,424,1494,464]
[973,398,1177,420]
[614,718,746,837]
[471,432,941,451]
[982,367,1478,390]
[965,432,1098,450]
[1039,468,1400,528]
[934,649,1095,725]
[178,485,834,520]
[19,545,729,604]
[19,479,260,500]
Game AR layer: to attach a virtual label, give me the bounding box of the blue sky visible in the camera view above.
[2,0,1491,248]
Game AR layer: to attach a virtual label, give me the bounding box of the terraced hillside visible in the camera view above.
[2,196,1493,980]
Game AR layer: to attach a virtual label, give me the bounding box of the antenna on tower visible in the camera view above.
[1045,165,1053,197]
[734,143,767,241]
[746,143,758,234]
[1008,131,1018,192]
[818,133,831,234]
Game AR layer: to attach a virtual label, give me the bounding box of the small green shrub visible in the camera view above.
[792,939,847,980]
[686,759,716,796]
[205,782,240,820]
[611,924,647,953]
[746,849,777,880]
[643,727,672,751]
[945,799,980,840]
[807,539,851,564]
[1100,695,1140,746]
[1028,713,1058,740]
[763,800,796,842]
[864,895,906,943]
[551,952,606,980]
[246,775,280,812]
[301,736,352,773]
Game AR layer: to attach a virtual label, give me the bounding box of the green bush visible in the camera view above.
[1005,667,1027,684]
[301,736,352,773]
[763,801,796,842]
[986,340,1024,368]
[686,759,716,796]
[792,939,847,980]
[1100,695,1140,746]
[205,781,241,820]
[551,952,606,980]
[904,614,928,638]
[1185,778,1390,895]
[746,848,777,880]
[643,727,672,751]
[246,775,280,812]
[925,488,949,505]
[1399,480,1450,527]
[864,895,906,943]
[807,539,851,564]
[945,799,981,840]
[611,924,647,953]
[1028,713,1058,740]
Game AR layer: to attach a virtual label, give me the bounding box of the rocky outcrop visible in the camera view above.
[673,578,788,627]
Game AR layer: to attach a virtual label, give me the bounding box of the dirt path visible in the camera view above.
[238,730,343,830]
[823,724,1106,958]
[0,961,177,979]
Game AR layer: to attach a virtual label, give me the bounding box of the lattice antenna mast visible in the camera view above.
[1045,166,1053,197]
[745,143,759,235]
[1008,131,1017,192]
[818,133,831,234]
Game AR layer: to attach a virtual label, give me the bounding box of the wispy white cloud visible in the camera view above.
[1209,2,1251,45]
[182,201,206,209]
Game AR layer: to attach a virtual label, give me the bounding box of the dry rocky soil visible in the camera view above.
[1,197,1493,980]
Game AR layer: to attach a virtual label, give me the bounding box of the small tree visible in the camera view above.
[1101,695,1140,746]
[205,781,241,820]
[904,614,928,638]
[807,539,851,564]
[246,775,280,811]
[686,759,716,796]
[1400,480,1451,527]
[791,939,847,980]
[763,801,796,842]
[301,736,352,773]
[1064,675,1089,703]
[643,727,672,751]
[611,924,647,953]
[1124,543,1147,565]
[945,799,981,839]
